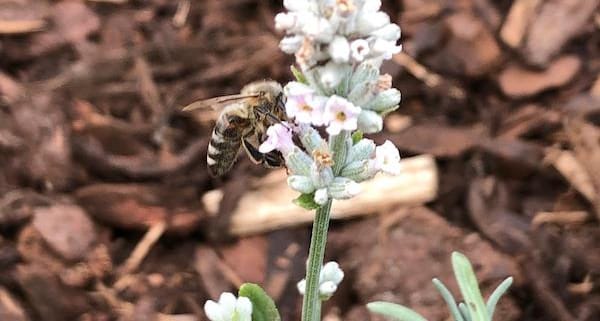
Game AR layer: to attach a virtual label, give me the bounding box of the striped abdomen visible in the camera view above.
[207,112,252,176]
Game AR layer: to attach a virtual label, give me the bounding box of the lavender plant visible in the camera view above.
[202,2,514,321]
[205,1,403,321]
[368,252,513,321]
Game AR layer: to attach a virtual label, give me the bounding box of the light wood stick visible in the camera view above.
[203,155,438,236]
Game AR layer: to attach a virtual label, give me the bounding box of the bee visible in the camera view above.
[183,80,287,176]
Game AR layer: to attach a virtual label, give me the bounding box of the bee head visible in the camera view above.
[241,80,283,99]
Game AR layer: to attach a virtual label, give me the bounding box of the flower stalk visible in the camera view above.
[301,199,332,321]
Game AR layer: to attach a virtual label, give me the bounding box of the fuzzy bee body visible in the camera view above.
[184,80,286,176]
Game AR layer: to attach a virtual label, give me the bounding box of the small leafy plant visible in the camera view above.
[367,252,513,321]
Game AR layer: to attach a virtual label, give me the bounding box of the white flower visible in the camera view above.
[373,140,401,175]
[324,95,361,135]
[259,123,295,155]
[284,82,327,126]
[329,36,350,63]
[372,38,402,60]
[279,35,304,54]
[314,188,329,205]
[297,261,344,299]
[204,293,252,321]
[350,39,370,62]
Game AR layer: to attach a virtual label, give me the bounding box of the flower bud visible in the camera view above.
[319,281,337,298]
[362,0,382,12]
[285,148,313,176]
[204,293,252,321]
[329,36,350,63]
[303,16,335,43]
[372,38,402,60]
[298,125,325,154]
[310,164,334,188]
[328,177,361,199]
[320,261,344,284]
[284,0,311,12]
[346,138,375,163]
[357,110,383,134]
[347,80,375,107]
[370,23,401,41]
[287,175,316,194]
[319,62,349,92]
[340,160,373,182]
[349,62,379,91]
[314,188,330,205]
[275,12,296,31]
[364,88,401,113]
[356,11,390,35]
[280,36,303,54]
[297,279,306,295]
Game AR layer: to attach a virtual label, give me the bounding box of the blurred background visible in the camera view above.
[0,0,599,320]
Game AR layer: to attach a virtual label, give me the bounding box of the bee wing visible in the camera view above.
[181,93,260,112]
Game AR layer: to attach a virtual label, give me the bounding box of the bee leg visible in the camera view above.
[241,138,265,165]
[242,139,284,168]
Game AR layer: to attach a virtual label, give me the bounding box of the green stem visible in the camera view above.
[301,131,348,321]
[301,200,332,321]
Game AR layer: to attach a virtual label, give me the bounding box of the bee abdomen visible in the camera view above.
[207,128,242,176]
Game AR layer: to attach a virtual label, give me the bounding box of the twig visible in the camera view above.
[119,221,167,275]
[173,0,191,28]
[531,211,589,228]
[393,52,465,99]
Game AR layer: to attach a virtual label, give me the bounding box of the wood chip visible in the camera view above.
[386,124,483,157]
[498,55,581,98]
[203,155,438,236]
[32,204,97,261]
[0,19,45,34]
[524,0,600,66]
[545,148,597,203]
[500,0,542,48]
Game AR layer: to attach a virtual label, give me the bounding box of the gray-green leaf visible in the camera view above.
[451,252,489,321]
[486,277,513,319]
[367,302,428,321]
[293,192,321,210]
[239,283,281,321]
